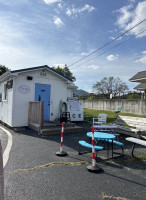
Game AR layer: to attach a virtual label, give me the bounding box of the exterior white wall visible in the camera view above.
[0,80,14,126]
[9,69,73,127]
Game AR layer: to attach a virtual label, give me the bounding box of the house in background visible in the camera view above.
[0,65,76,128]
[133,83,146,99]
[129,70,146,99]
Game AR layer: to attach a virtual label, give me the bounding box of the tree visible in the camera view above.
[93,77,129,99]
[51,65,76,81]
[0,65,9,76]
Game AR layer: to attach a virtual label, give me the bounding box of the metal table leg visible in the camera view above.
[131,143,136,157]
[112,139,113,158]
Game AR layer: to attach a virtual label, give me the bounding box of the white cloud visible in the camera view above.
[66,4,95,17]
[79,49,96,56]
[66,9,72,16]
[0,0,29,5]
[43,0,61,4]
[142,50,146,54]
[106,54,118,61]
[58,3,63,8]
[0,41,48,69]
[53,17,64,27]
[116,1,146,38]
[109,36,122,40]
[117,4,133,28]
[88,65,100,70]
[136,55,146,64]
[129,0,136,2]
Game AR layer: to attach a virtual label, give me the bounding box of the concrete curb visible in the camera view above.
[0,139,4,200]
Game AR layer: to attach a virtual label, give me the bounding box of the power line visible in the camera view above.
[70,30,146,69]
[68,18,146,68]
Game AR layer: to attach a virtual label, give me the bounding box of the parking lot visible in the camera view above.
[0,124,146,200]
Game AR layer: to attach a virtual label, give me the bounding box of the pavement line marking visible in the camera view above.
[5,161,91,175]
[101,193,130,200]
[5,155,146,175]
[0,126,13,168]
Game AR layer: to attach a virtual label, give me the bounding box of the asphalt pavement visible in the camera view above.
[0,123,146,200]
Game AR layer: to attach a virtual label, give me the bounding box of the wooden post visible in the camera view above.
[28,101,44,134]
[28,102,32,123]
[39,102,44,134]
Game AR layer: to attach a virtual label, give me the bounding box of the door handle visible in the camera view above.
[38,95,41,101]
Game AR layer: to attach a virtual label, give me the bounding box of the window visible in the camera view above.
[40,72,47,77]
[4,84,7,100]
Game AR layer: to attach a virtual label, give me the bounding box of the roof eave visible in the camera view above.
[11,65,73,83]
[0,71,12,83]
[130,78,146,83]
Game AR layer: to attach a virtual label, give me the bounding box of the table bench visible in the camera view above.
[116,115,146,139]
[94,125,117,133]
[78,140,103,159]
[126,137,146,157]
[94,125,120,138]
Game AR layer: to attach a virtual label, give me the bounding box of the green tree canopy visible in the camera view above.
[93,76,129,98]
[0,65,10,76]
[51,65,76,81]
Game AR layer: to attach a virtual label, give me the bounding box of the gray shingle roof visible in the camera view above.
[129,71,146,82]
[134,83,146,91]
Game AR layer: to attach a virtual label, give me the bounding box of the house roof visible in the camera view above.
[134,83,146,91]
[129,71,146,83]
[0,65,73,83]
[11,65,73,82]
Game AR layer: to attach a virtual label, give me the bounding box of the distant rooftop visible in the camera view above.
[129,71,146,83]
[134,83,146,91]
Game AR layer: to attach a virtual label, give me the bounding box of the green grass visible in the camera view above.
[84,108,146,125]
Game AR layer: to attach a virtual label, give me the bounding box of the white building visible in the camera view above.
[0,65,76,127]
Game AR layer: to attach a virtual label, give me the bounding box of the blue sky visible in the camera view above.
[0,0,146,92]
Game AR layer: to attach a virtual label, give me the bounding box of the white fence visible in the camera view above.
[81,99,146,115]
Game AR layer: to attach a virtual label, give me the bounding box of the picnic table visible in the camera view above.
[87,132,115,158]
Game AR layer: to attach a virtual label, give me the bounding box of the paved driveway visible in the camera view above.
[0,125,146,200]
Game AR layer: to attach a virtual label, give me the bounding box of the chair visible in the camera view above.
[93,113,107,126]
[115,106,122,113]
[60,112,70,123]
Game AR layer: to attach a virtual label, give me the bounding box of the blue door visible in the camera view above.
[35,83,51,120]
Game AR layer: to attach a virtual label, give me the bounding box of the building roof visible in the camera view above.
[0,65,73,83]
[129,71,146,83]
[11,65,73,82]
[134,83,146,91]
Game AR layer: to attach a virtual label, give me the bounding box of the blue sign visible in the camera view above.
[72,114,76,118]
[78,114,81,118]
